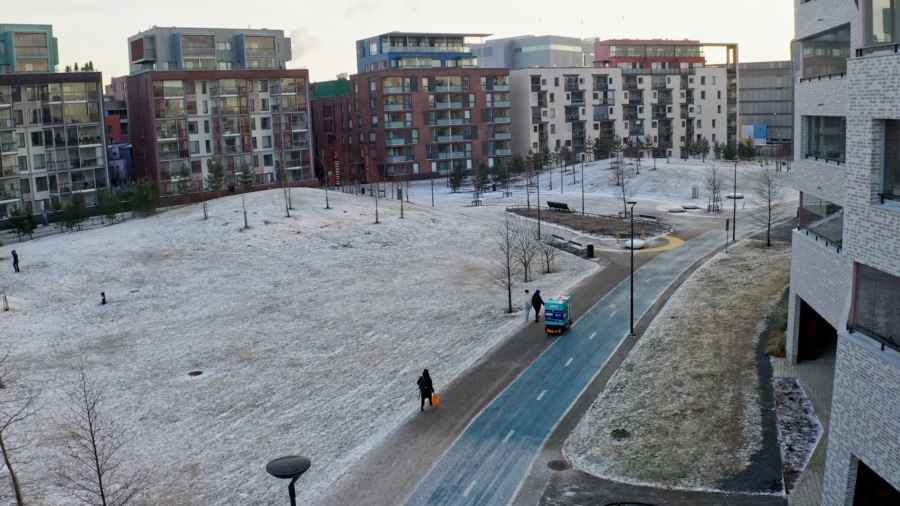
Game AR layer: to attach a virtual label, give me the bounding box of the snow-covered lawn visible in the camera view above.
[0,188,596,504]
[400,157,797,220]
[563,239,791,493]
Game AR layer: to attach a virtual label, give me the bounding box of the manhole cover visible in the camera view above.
[547,459,570,471]
[611,429,632,440]
[188,370,203,377]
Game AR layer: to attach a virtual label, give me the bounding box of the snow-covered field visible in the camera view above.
[400,157,797,220]
[0,189,596,504]
[564,239,791,493]
[774,377,823,493]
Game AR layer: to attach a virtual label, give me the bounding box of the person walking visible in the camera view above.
[532,289,544,323]
[417,369,434,412]
[11,250,18,273]
[523,289,532,321]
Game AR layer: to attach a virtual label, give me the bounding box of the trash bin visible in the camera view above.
[492,184,497,192]
[586,244,594,258]
[361,187,366,195]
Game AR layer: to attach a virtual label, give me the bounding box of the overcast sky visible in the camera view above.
[8,0,793,83]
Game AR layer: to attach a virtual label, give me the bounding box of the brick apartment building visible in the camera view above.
[788,0,900,504]
[310,78,353,186]
[0,24,110,217]
[125,27,314,194]
[349,32,511,180]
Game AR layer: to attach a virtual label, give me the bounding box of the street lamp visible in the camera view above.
[581,158,585,216]
[726,161,744,242]
[626,198,638,337]
[266,455,311,506]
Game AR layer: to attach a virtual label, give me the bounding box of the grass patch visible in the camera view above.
[765,303,789,358]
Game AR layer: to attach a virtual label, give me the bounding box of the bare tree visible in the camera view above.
[239,163,254,229]
[705,164,724,212]
[0,343,39,506]
[275,161,290,218]
[176,168,194,206]
[608,158,641,216]
[511,218,538,282]
[751,169,787,246]
[491,215,521,313]
[534,226,558,274]
[58,362,144,506]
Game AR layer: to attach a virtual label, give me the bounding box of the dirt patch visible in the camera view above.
[564,239,791,492]
[507,207,669,238]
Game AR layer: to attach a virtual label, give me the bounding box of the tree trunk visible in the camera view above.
[0,432,25,506]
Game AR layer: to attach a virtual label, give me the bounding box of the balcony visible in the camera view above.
[565,114,580,122]
[433,102,463,109]
[653,111,668,120]
[804,153,844,165]
[385,138,412,146]
[628,97,643,105]
[571,99,585,106]
[655,97,673,105]
[651,83,668,90]
[435,135,464,142]
[624,113,638,121]
[597,98,615,105]
[0,142,17,153]
[435,85,468,92]
[385,121,413,128]
[594,113,609,121]
[537,100,548,108]
[387,155,414,163]
[383,86,411,94]
[490,132,512,139]
[484,148,512,155]
[487,100,510,107]
[572,130,586,139]
[531,84,542,92]
[565,83,580,91]
[624,81,639,91]
[438,151,469,159]
[436,118,468,125]
[593,83,609,91]
[680,112,691,119]
[182,46,216,57]
[384,45,471,53]
[538,132,548,140]
[0,188,20,202]
[488,116,511,123]
[245,48,276,57]
[384,103,411,111]
[492,84,510,91]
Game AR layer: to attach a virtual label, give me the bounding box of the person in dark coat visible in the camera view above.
[11,250,18,273]
[531,289,544,323]
[417,369,434,411]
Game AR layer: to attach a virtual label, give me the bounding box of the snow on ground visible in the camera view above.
[774,377,823,494]
[563,239,791,492]
[399,157,797,221]
[0,188,596,505]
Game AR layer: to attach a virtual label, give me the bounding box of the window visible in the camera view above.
[712,119,716,128]
[371,115,378,127]
[697,120,702,128]
[252,137,258,149]
[866,0,899,45]
[882,120,900,203]
[701,91,706,99]
[30,132,42,146]
[697,105,702,114]
[253,155,260,168]
[801,25,851,77]
[800,194,844,243]
[550,109,556,118]
[551,124,556,134]
[261,136,271,149]
[204,120,210,133]
[554,77,559,87]
[549,93,555,103]
[717,90,721,99]
[854,264,900,344]
[718,105,722,114]
[188,121,198,134]
[261,117,271,129]
[251,118,257,131]
[216,42,232,51]
[701,76,706,85]
[369,132,376,142]
[263,154,273,166]
[189,141,200,154]
[217,61,233,70]
[370,80,376,92]
[712,76,716,85]
[35,176,48,192]
[369,42,377,55]
[205,140,211,153]
[203,101,209,114]
[33,154,45,169]
[638,77,643,84]
[258,80,268,92]
[805,116,846,162]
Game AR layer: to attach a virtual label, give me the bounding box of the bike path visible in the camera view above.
[404,224,743,506]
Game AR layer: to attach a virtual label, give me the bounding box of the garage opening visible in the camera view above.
[853,460,900,505]
[797,299,837,362]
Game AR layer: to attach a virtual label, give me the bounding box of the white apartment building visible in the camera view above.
[788,0,900,503]
[510,67,728,160]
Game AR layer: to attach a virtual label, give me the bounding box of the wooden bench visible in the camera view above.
[639,214,659,225]
[547,201,573,212]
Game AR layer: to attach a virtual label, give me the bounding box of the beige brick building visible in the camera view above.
[789,0,900,503]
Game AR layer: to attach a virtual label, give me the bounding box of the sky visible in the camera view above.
[8,0,794,84]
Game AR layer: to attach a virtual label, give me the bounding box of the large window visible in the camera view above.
[801,25,851,77]
[867,0,898,45]
[14,32,48,56]
[883,120,900,204]
[854,264,900,347]
[805,116,846,163]
[799,194,843,245]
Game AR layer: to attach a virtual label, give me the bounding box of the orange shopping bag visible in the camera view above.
[432,392,439,407]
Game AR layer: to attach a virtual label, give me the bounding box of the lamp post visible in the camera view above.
[266,455,311,506]
[581,158,585,216]
[325,171,331,209]
[732,162,738,241]
[536,170,542,238]
[627,198,637,337]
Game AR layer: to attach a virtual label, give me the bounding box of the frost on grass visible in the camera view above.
[0,189,595,505]
[564,239,790,492]
[774,377,822,493]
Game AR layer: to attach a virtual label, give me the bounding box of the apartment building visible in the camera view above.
[468,35,595,69]
[310,78,353,186]
[125,27,313,194]
[127,26,291,73]
[788,0,900,504]
[350,32,511,179]
[0,24,108,218]
[511,64,727,160]
[735,61,793,150]
[594,39,738,151]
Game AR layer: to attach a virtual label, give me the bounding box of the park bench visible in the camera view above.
[547,201,573,212]
[567,240,586,254]
[471,199,483,207]
[551,234,568,246]
[551,234,588,256]
[639,214,659,225]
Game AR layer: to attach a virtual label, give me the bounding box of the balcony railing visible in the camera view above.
[594,113,610,121]
[571,99,585,106]
[383,86,411,94]
[386,155,414,162]
[435,85,468,91]
[565,83,580,91]
[484,148,512,155]
[798,71,847,83]
[537,100,548,107]
[0,189,20,201]
[433,102,463,109]
[435,118,469,125]
[490,132,512,139]
[438,151,470,159]
[487,100,510,107]
[385,121,413,128]
[489,116,511,123]
[565,114,580,122]
[490,84,510,91]
[245,48,276,57]
[435,135,464,142]
[385,138,413,146]
[847,323,899,353]
[384,45,471,53]
[597,98,615,105]
[804,153,844,165]
[655,97,673,105]
[384,103,411,111]
[531,85,541,92]
[629,97,643,105]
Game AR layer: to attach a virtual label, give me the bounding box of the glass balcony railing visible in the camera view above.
[385,121,413,128]
[490,132,512,139]
[384,45,471,53]
[487,101,510,107]
[433,102,463,109]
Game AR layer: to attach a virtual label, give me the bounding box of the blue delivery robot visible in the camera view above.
[544,295,573,335]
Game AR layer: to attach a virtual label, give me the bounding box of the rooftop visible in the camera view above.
[365,31,492,38]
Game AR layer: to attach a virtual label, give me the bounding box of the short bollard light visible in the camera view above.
[266,455,311,506]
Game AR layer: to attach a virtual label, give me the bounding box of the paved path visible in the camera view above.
[404,211,792,506]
